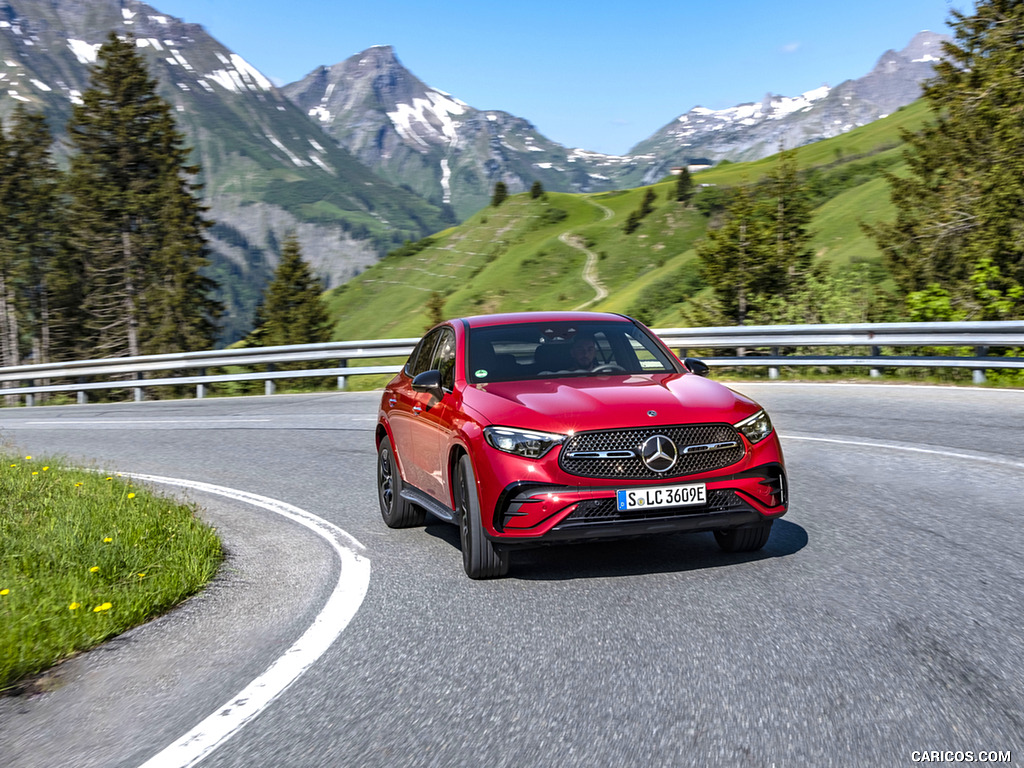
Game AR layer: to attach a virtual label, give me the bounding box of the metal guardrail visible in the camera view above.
[658,320,1024,383]
[0,322,1020,406]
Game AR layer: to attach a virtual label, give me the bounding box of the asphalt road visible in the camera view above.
[0,383,1021,767]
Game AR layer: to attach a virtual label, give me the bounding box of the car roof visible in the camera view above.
[460,311,631,329]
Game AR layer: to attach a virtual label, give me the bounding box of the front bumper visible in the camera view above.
[485,462,788,546]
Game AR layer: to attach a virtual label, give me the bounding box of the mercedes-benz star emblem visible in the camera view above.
[640,434,677,473]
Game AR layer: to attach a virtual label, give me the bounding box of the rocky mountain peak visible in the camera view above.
[900,29,948,62]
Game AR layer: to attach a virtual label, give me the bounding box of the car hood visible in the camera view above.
[460,373,761,432]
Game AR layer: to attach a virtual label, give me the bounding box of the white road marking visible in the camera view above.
[129,474,371,768]
[785,435,1024,470]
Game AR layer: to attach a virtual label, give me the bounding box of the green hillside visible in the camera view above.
[327,101,931,340]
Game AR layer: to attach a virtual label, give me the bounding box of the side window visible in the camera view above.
[623,328,676,372]
[407,330,441,377]
[429,328,457,391]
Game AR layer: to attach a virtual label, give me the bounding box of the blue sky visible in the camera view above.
[152,0,967,155]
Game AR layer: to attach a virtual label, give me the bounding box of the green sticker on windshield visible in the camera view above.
[475,369,488,378]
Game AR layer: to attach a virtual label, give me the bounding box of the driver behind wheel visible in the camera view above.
[569,334,598,370]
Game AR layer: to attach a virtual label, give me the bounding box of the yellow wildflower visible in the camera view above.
[24,455,31,460]
[42,466,49,471]
[69,602,80,610]
[89,566,99,573]
[0,589,9,596]
[127,492,136,499]
[103,537,113,543]
[93,602,112,613]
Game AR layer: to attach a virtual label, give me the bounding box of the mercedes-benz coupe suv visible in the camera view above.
[376,312,788,578]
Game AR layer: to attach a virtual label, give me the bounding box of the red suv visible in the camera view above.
[376,312,787,578]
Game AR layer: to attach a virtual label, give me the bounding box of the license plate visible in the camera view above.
[616,483,707,511]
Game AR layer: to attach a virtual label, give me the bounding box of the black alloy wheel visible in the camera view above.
[377,436,425,528]
[455,454,510,579]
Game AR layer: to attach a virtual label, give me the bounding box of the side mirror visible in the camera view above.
[412,369,444,399]
[683,357,710,377]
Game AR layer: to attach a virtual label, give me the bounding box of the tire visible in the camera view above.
[714,520,773,553]
[455,454,510,579]
[377,436,426,528]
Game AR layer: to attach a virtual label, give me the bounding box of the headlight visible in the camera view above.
[483,426,566,459]
[735,410,773,444]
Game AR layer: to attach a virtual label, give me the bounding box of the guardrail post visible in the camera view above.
[974,346,988,385]
[77,390,87,405]
[25,392,34,407]
[870,346,881,378]
[196,368,206,399]
[769,347,779,380]
[337,359,348,391]
[265,363,276,395]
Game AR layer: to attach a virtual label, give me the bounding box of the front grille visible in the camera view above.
[559,424,744,479]
[563,489,749,525]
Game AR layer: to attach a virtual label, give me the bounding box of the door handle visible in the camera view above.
[388,398,397,406]
[412,406,423,414]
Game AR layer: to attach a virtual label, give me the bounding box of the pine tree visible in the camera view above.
[623,187,658,234]
[675,167,694,204]
[764,148,813,289]
[641,187,657,216]
[530,180,544,199]
[491,181,508,207]
[696,186,766,325]
[0,107,66,366]
[0,114,16,368]
[255,235,331,348]
[866,0,1024,319]
[695,150,813,325]
[142,163,221,354]
[65,32,220,358]
[425,291,445,329]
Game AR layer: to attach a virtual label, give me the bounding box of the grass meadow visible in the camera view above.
[0,455,222,691]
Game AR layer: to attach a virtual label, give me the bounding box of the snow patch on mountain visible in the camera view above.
[266,133,305,167]
[386,90,467,149]
[440,158,452,203]
[307,83,335,123]
[682,86,831,132]
[207,53,272,93]
[67,39,101,65]
[567,147,631,164]
[309,153,333,174]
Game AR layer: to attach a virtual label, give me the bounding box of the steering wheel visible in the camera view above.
[592,363,626,374]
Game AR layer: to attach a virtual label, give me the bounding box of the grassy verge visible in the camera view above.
[0,456,222,692]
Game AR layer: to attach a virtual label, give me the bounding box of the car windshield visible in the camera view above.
[467,321,679,383]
